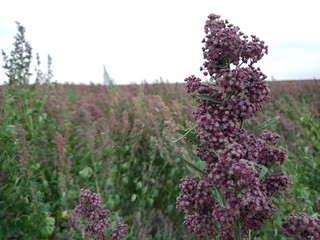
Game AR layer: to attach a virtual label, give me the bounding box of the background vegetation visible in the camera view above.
[0,24,319,239]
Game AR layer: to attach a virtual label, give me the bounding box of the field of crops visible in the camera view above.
[1,20,320,240]
[0,77,319,239]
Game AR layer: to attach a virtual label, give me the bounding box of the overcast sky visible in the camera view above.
[1,0,320,85]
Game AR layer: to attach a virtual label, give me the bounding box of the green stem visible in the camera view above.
[172,124,197,143]
[240,118,244,129]
[90,154,100,195]
[233,217,241,240]
[116,149,124,189]
[248,229,256,240]
[93,171,100,196]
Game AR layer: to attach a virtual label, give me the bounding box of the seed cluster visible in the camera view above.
[75,189,127,240]
[281,214,320,239]
[177,14,291,239]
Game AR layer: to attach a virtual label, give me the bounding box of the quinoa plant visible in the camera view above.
[2,22,32,85]
[0,23,59,238]
[75,189,127,240]
[176,13,320,239]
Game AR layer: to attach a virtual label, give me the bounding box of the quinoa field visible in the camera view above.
[0,78,319,239]
[1,20,320,240]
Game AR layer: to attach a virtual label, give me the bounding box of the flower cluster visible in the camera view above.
[177,176,217,238]
[177,14,291,239]
[281,214,320,239]
[75,189,127,240]
[110,222,128,240]
[200,14,267,76]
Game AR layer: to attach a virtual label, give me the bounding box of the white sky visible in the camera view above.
[0,0,320,85]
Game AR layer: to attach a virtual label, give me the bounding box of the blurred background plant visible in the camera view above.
[0,23,319,239]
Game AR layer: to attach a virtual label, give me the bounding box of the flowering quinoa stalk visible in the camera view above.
[176,14,291,239]
[75,189,127,240]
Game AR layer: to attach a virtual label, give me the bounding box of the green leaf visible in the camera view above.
[241,159,269,180]
[248,116,280,135]
[135,181,142,189]
[179,157,207,176]
[30,163,40,171]
[14,175,22,185]
[131,194,137,202]
[195,94,222,104]
[60,211,68,221]
[147,197,154,206]
[40,215,55,236]
[26,107,33,116]
[212,188,225,207]
[254,163,268,180]
[175,128,200,145]
[79,167,93,179]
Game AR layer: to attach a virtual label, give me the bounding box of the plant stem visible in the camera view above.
[233,217,241,240]
[240,118,244,129]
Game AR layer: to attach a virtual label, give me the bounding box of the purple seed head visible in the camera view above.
[177,13,291,238]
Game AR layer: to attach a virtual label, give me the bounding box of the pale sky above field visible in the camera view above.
[0,0,320,85]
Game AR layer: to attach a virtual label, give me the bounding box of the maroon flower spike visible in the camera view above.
[110,222,128,240]
[177,13,291,239]
[75,189,127,240]
[281,214,320,240]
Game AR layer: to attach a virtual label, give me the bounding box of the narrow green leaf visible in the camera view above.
[241,159,269,180]
[195,94,222,104]
[14,175,22,185]
[179,157,207,176]
[248,229,257,240]
[212,188,225,207]
[248,116,280,135]
[175,128,200,145]
[208,148,219,157]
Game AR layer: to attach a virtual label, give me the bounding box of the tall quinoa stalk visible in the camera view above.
[176,14,319,239]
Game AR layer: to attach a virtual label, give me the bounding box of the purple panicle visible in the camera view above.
[281,214,320,239]
[177,13,291,239]
[75,189,127,240]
